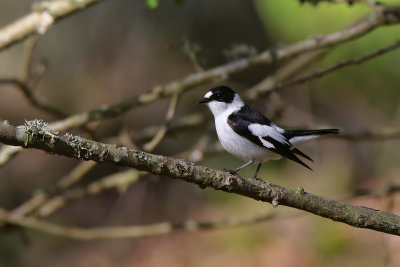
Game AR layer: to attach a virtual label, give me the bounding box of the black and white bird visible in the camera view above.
[198,85,339,179]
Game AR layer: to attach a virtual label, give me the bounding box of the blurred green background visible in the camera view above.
[0,0,400,266]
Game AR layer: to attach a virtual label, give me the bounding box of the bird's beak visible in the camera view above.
[198,98,210,104]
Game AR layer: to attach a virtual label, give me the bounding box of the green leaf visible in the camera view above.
[175,0,185,6]
[146,0,159,9]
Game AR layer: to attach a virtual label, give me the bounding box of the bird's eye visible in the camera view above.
[215,93,221,98]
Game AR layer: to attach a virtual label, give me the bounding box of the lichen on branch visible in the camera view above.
[1,120,400,236]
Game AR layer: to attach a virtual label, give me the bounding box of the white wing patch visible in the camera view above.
[289,135,317,145]
[248,123,291,147]
[274,125,285,133]
[260,138,275,148]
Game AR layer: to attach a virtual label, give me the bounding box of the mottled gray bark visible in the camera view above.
[1,120,399,236]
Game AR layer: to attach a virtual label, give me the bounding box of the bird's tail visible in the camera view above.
[284,129,339,145]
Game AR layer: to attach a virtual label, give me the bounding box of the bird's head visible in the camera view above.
[198,85,244,116]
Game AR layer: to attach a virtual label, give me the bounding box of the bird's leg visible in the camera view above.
[234,160,254,172]
[253,163,263,181]
[223,160,254,179]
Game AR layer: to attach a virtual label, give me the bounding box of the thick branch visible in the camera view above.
[1,120,400,236]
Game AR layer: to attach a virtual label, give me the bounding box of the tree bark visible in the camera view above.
[1,120,399,236]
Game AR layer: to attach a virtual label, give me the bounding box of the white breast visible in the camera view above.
[214,111,278,163]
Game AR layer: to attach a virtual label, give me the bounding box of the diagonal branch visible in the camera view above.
[0,0,107,52]
[255,39,400,96]
[1,120,400,236]
[245,50,327,99]
[0,160,97,229]
[36,169,142,217]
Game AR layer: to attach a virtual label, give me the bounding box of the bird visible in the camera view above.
[198,85,339,179]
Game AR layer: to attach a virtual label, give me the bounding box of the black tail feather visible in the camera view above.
[262,136,313,171]
[283,128,339,170]
[291,148,313,162]
[284,129,339,139]
[291,154,312,171]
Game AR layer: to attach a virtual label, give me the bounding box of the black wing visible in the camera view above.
[227,105,267,147]
[228,105,312,170]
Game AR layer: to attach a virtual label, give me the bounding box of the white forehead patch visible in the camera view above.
[204,91,213,99]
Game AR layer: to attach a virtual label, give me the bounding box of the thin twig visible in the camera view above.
[245,49,327,99]
[0,161,97,228]
[182,36,204,72]
[57,161,97,189]
[132,113,206,144]
[335,128,400,141]
[36,170,141,217]
[0,35,64,117]
[351,183,400,199]
[300,0,380,8]
[0,145,21,166]
[249,39,400,97]
[0,207,279,240]
[282,40,400,89]
[143,93,181,151]
[21,35,39,83]
[0,35,65,117]
[0,79,67,118]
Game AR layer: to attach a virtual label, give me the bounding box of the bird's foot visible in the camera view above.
[223,168,245,182]
[223,168,235,175]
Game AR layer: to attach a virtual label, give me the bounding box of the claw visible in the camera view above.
[223,168,245,182]
[223,168,235,175]
[253,176,264,182]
